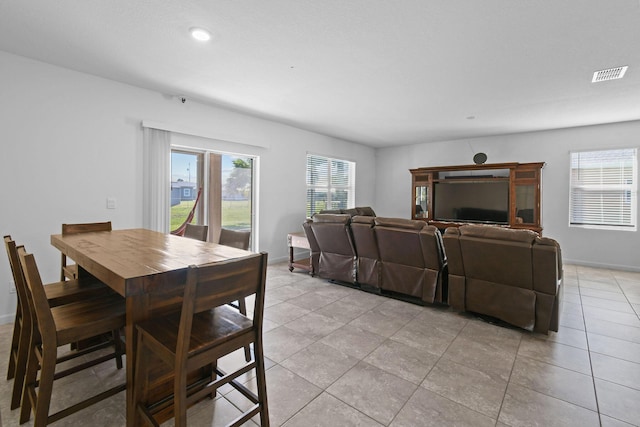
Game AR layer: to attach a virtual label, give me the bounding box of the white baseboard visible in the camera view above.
[267,249,309,266]
[564,259,640,273]
[0,312,15,325]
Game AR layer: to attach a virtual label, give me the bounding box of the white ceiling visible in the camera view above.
[1,0,639,148]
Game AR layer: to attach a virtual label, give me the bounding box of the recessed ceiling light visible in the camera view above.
[190,27,211,42]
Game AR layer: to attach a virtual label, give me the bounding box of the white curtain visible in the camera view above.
[142,127,171,232]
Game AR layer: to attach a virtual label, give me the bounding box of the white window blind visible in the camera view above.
[306,154,355,217]
[569,148,637,230]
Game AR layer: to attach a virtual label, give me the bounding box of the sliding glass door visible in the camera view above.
[221,155,253,232]
[171,149,255,248]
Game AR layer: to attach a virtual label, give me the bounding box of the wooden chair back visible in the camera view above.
[179,253,267,348]
[60,221,112,280]
[4,236,31,402]
[218,228,251,250]
[4,236,30,330]
[183,223,209,242]
[18,248,56,346]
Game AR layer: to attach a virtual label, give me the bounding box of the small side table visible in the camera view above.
[287,231,312,274]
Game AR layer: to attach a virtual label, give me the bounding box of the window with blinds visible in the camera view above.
[306,154,355,217]
[569,148,637,230]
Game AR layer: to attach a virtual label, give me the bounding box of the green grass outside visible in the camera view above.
[171,200,251,231]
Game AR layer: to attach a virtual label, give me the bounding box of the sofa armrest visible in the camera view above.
[533,237,561,295]
[420,226,446,270]
[442,228,464,277]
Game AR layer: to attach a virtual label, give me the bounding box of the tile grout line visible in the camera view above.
[578,274,603,427]
[382,305,458,423]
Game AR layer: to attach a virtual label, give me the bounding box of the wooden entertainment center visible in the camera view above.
[410,162,544,232]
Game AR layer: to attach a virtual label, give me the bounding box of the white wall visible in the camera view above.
[0,51,376,323]
[375,121,640,271]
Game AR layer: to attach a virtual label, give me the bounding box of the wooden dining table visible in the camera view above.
[50,228,253,426]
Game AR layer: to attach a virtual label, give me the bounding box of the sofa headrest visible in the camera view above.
[458,224,538,243]
[317,206,376,217]
[374,217,425,230]
[318,209,343,215]
[444,227,460,236]
[312,214,352,224]
[356,206,376,217]
[352,215,375,225]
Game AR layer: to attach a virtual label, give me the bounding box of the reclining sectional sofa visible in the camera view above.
[300,211,563,334]
[302,212,448,304]
[443,225,563,333]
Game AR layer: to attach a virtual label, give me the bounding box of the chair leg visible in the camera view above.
[6,308,21,380]
[112,329,124,370]
[19,333,39,424]
[132,334,151,426]
[201,362,216,400]
[174,366,188,427]
[33,347,57,427]
[60,253,66,282]
[238,299,252,362]
[254,335,270,427]
[10,316,31,410]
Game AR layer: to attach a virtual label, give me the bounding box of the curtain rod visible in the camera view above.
[141,120,270,149]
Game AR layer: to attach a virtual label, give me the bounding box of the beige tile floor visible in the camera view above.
[1,262,640,426]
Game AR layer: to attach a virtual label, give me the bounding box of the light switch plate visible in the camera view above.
[107,197,117,209]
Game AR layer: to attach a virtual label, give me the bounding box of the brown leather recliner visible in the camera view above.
[309,214,357,283]
[443,225,562,334]
[350,215,380,290]
[374,217,447,304]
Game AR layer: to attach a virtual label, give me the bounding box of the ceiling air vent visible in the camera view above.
[592,66,628,83]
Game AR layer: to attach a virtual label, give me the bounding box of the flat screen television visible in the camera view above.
[433,181,509,224]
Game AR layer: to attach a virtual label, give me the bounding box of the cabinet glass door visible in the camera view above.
[415,186,428,218]
[515,184,536,224]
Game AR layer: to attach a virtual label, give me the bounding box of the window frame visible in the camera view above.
[306,154,356,217]
[569,147,637,231]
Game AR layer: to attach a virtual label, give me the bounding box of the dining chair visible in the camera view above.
[60,221,112,281]
[17,246,127,427]
[132,252,269,427]
[3,235,114,411]
[218,228,251,250]
[183,223,209,241]
[218,228,253,361]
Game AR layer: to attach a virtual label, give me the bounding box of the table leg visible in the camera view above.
[125,295,146,427]
[288,246,295,272]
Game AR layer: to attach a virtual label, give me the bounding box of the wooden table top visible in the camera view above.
[51,228,253,297]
